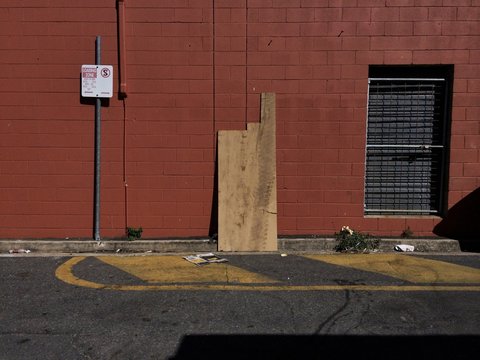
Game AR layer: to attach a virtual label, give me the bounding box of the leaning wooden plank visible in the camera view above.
[218,93,277,251]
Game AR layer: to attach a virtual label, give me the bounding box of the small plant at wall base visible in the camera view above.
[334,226,379,253]
[401,226,414,238]
[126,227,143,241]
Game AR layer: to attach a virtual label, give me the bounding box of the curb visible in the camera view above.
[0,237,462,254]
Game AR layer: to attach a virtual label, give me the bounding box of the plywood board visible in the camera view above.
[218,93,277,251]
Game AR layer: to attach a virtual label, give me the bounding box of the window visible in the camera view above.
[364,66,453,216]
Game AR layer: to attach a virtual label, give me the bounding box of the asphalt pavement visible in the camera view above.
[1,253,479,359]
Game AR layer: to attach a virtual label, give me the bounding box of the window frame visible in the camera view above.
[364,66,453,217]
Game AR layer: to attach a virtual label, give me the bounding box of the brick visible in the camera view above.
[286,66,313,79]
[383,50,413,64]
[340,64,368,79]
[414,21,442,35]
[342,37,370,50]
[450,177,480,192]
[464,163,480,176]
[258,8,286,22]
[311,149,340,162]
[310,174,338,190]
[468,79,480,92]
[452,106,467,122]
[336,176,364,191]
[371,8,400,21]
[428,6,457,20]
[387,0,414,5]
[215,52,246,65]
[327,79,355,93]
[297,134,323,148]
[456,65,480,79]
[324,190,353,204]
[300,23,329,36]
[457,6,480,20]
[356,50,385,64]
[342,7,371,21]
[270,51,301,65]
[386,21,414,36]
[450,135,465,149]
[328,0,357,7]
[328,22,356,37]
[278,94,313,108]
[312,94,342,107]
[356,22,385,36]
[273,0,301,7]
[287,8,315,22]
[466,107,480,120]
[325,163,352,175]
[284,203,311,217]
[314,8,343,21]
[340,93,368,107]
[371,37,406,50]
[128,8,175,22]
[248,65,285,79]
[450,149,478,163]
[299,51,328,65]
[378,218,408,232]
[453,94,480,107]
[441,21,472,35]
[299,108,326,121]
[399,7,428,20]
[296,217,325,231]
[286,37,314,50]
[465,135,480,149]
[298,79,327,93]
[325,107,354,121]
[216,0,246,8]
[313,37,342,51]
[414,0,440,5]
[248,23,300,36]
[328,50,356,64]
[300,0,330,7]
[358,0,387,5]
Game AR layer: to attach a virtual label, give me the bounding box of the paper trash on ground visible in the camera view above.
[183,253,228,266]
[8,249,31,254]
[394,244,415,252]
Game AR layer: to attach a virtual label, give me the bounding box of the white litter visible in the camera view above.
[183,253,228,266]
[8,249,31,254]
[394,244,415,252]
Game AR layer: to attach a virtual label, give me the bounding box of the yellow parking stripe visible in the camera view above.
[55,257,480,292]
[97,256,276,284]
[55,257,107,289]
[304,254,480,283]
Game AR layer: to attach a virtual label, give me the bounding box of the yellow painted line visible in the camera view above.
[55,257,480,292]
[97,256,276,283]
[304,254,480,284]
[55,257,107,289]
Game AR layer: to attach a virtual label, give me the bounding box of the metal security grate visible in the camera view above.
[365,78,448,215]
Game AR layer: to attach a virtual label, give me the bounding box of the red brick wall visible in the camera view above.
[0,0,479,239]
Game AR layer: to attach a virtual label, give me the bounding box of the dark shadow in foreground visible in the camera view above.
[434,187,480,252]
[170,334,479,360]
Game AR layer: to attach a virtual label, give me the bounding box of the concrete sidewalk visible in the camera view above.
[0,237,462,254]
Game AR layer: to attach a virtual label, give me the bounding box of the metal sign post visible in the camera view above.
[81,36,113,241]
[94,36,101,241]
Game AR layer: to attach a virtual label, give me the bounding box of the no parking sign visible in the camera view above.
[81,65,113,98]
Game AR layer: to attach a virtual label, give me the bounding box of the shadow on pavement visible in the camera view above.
[170,334,479,359]
[434,187,480,252]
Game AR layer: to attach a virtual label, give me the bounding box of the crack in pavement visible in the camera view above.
[314,289,351,335]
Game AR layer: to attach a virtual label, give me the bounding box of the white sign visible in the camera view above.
[81,65,113,98]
